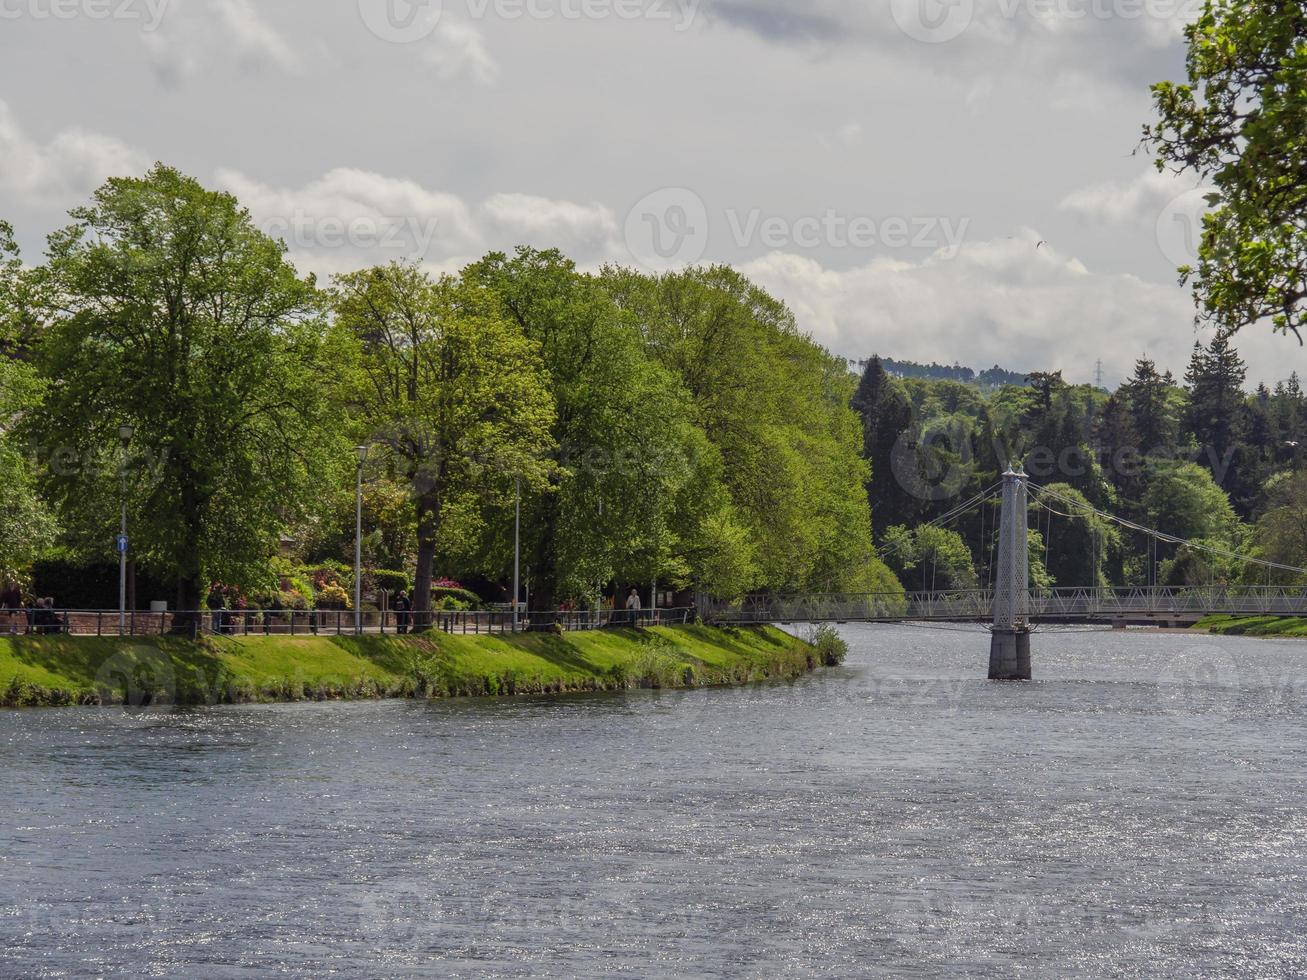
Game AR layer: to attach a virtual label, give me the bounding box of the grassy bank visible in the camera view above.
[1195,615,1307,638]
[0,625,825,708]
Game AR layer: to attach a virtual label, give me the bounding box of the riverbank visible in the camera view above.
[0,625,826,708]
[1194,615,1307,638]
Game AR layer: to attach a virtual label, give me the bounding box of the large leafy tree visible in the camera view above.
[1147,1,1307,340]
[331,262,556,623]
[0,222,56,582]
[462,249,696,608]
[29,166,347,621]
[881,524,977,591]
[1035,483,1119,590]
[1254,470,1307,581]
[602,264,882,594]
[1143,460,1241,544]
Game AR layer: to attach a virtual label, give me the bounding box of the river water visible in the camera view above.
[1,624,1305,978]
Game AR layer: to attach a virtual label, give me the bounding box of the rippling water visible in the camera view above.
[2,625,1306,978]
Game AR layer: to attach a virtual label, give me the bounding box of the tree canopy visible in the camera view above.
[25,166,348,619]
[1148,1,1307,341]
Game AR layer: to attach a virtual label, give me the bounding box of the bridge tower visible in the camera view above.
[989,465,1032,680]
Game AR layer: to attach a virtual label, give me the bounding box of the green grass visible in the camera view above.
[1195,615,1307,638]
[0,625,820,708]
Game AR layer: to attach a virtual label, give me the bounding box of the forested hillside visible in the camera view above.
[853,341,1307,592]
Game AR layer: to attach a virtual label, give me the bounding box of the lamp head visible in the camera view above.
[118,423,134,444]
[356,445,369,464]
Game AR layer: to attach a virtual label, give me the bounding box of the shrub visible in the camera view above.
[432,586,481,609]
[374,569,410,595]
[249,589,308,611]
[807,624,848,666]
[315,582,352,610]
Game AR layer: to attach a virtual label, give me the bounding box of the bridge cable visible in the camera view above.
[876,481,1005,565]
[1028,482,1307,578]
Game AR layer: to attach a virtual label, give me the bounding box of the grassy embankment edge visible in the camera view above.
[0,624,827,708]
[1194,615,1307,638]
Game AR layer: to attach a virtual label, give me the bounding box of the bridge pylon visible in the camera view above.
[989,465,1032,680]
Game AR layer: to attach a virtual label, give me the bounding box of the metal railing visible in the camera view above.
[0,606,695,638]
[703,586,1307,624]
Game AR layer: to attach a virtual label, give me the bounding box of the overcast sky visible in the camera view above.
[1,0,1299,387]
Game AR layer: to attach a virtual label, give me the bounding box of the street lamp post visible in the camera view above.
[355,445,368,635]
[117,424,133,635]
[513,476,521,633]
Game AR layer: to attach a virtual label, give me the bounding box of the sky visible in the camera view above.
[0,0,1300,388]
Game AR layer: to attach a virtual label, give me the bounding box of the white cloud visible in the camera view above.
[818,121,865,151]
[422,21,500,85]
[1058,169,1201,226]
[482,193,620,258]
[215,167,482,277]
[195,164,1257,385]
[737,230,1202,385]
[0,101,150,205]
[212,0,305,73]
[212,167,630,278]
[141,0,306,84]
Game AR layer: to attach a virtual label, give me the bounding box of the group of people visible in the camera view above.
[1,581,64,634]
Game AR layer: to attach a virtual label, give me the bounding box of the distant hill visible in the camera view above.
[845,356,1029,388]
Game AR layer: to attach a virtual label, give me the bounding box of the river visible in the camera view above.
[1,624,1305,977]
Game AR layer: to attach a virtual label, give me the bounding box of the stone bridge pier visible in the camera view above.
[989,466,1032,681]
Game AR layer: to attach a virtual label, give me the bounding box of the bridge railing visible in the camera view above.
[703,586,1307,623]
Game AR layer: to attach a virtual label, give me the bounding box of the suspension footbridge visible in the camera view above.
[703,467,1307,680]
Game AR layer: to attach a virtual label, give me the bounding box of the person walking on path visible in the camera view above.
[207,585,226,636]
[1,580,22,635]
[625,587,641,625]
[394,590,412,634]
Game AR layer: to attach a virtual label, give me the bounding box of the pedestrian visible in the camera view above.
[34,597,60,634]
[394,589,411,634]
[207,584,226,636]
[1,580,21,635]
[625,587,641,625]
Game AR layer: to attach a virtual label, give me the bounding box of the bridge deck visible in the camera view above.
[705,587,1307,625]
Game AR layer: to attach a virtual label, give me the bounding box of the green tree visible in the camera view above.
[1121,358,1179,454]
[29,166,347,622]
[1147,1,1307,340]
[1142,460,1241,544]
[852,355,918,533]
[882,524,977,591]
[1184,335,1254,510]
[600,264,883,594]
[467,249,704,607]
[331,262,557,624]
[1035,483,1119,589]
[1254,470,1307,581]
[0,222,57,581]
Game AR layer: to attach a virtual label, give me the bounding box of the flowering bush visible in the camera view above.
[315,582,352,610]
